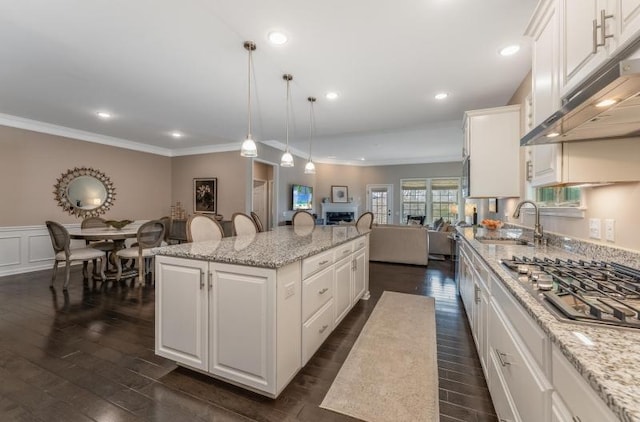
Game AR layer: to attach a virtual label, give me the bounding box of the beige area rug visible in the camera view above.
[320,291,439,422]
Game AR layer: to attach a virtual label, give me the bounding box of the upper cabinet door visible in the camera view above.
[560,0,612,96]
[616,0,640,46]
[531,0,560,127]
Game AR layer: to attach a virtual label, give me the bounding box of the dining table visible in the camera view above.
[68,226,139,280]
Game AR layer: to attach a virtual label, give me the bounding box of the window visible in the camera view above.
[400,179,426,223]
[536,186,581,207]
[400,178,460,225]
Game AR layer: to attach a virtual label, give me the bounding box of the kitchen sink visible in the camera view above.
[475,238,533,246]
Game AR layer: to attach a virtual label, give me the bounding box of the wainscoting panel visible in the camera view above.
[0,222,144,277]
[0,224,79,277]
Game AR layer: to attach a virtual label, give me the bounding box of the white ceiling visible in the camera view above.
[0,0,537,166]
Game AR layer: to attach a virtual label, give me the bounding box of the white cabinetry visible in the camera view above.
[463,105,521,198]
[560,0,640,96]
[458,238,619,422]
[156,234,370,397]
[156,257,300,397]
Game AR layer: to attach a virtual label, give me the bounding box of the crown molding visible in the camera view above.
[0,113,173,156]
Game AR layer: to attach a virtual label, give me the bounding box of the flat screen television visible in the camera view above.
[292,184,313,210]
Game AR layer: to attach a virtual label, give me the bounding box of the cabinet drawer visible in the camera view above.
[551,345,618,422]
[489,302,551,422]
[492,276,547,370]
[488,351,519,422]
[302,250,334,279]
[302,266,333,322]
[352,236,367,252]
[302,299,334,365]
[333,242,353,261]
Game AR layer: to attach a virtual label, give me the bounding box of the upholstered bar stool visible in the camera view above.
[232,212,258,236]
[187,214,224,242]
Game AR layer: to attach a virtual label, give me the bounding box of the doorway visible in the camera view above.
[252,161,276,230]
[366,184,394,224]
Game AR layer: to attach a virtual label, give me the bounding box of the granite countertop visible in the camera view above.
[458,227,640,422]
[153,225,368,268]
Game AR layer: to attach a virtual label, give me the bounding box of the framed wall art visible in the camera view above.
[194,178,217,214]
[331,185,348,203]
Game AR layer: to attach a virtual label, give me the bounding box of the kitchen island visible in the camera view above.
[457,227,640,422]
[152,225,370,398]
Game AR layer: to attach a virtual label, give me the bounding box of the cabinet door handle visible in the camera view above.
[592,18,599,53]
[319,324,329,334]
[208,271,213,289]
[319,260,329,266]
[200,270,204,289]
[596,9,614,49]
[319,287,329,295]
[496,349,510,367]
[572,417,582,422]
[474,285,480,303]
[342,249,350,255]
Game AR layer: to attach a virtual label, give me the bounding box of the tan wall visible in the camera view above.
[171,151,248,220]
[0,126,171,226]
[317,161,462,224]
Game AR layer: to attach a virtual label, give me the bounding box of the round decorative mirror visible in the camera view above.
[54,167,116,218]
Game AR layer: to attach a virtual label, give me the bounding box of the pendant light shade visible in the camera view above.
[281,74,294,167]
[304,96,317,174]
[241,41,258,158]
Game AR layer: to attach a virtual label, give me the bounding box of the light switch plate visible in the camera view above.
[605,219,615,242]
[589,218,601,239]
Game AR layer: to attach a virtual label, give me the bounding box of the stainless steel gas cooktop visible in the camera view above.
[501,256,640,329]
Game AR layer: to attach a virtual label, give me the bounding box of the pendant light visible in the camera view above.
[304,96,316,174]
[280,74,294,167]
[240,41,258,157]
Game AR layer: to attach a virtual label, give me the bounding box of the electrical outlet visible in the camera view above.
[605,219,615,242]
[589,218,601,239]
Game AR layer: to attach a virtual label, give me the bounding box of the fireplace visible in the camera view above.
[321,203,359,225]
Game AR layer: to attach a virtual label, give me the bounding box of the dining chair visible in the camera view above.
[187,214,224,242]
[232,212,258,236]
[356,212,374,230]
[292,210,315,227]
[158,216,172,245]
[115,220,165,286]
[46,221,106,290]
[81,216,114,272]
[250,211,265,232]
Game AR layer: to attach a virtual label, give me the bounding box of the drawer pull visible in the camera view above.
[319,287,329,295]
[342,250,350,255]
[496,349,510,367]
[572,417,582,422]
[318,260,329,266]
[319,324,329,334]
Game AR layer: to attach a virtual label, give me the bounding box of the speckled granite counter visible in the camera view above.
[153,225,368,268]
[459,227,640,422]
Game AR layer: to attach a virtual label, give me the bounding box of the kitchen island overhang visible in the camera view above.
[153,225,370,398]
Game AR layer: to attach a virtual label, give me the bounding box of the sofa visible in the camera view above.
[369,224,429,265]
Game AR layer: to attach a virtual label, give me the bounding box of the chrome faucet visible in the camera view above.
[513,200,544,246]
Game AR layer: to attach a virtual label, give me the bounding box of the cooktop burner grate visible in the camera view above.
[501,256,640,329]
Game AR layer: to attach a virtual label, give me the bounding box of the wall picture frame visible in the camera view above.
[331,185,348,203]
[488,197,498,213]
[193,178,217,214]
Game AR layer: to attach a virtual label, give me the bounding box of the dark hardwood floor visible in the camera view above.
[0,260,496,421]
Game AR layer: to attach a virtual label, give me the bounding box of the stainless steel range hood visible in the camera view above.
[521,58,640,146]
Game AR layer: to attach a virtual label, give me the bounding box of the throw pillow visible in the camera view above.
[440,222,451,232]
[408,219,421,225]
[433,217,444,230]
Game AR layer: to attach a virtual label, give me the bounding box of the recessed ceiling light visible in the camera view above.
[360,157,366,161]
[268,31,288,45]
[595,98,617,108]
[499,45,520,56]
[96,111,112,119]
[170,131,183,139]
[326,92,339,100]
[434,92,448,100]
